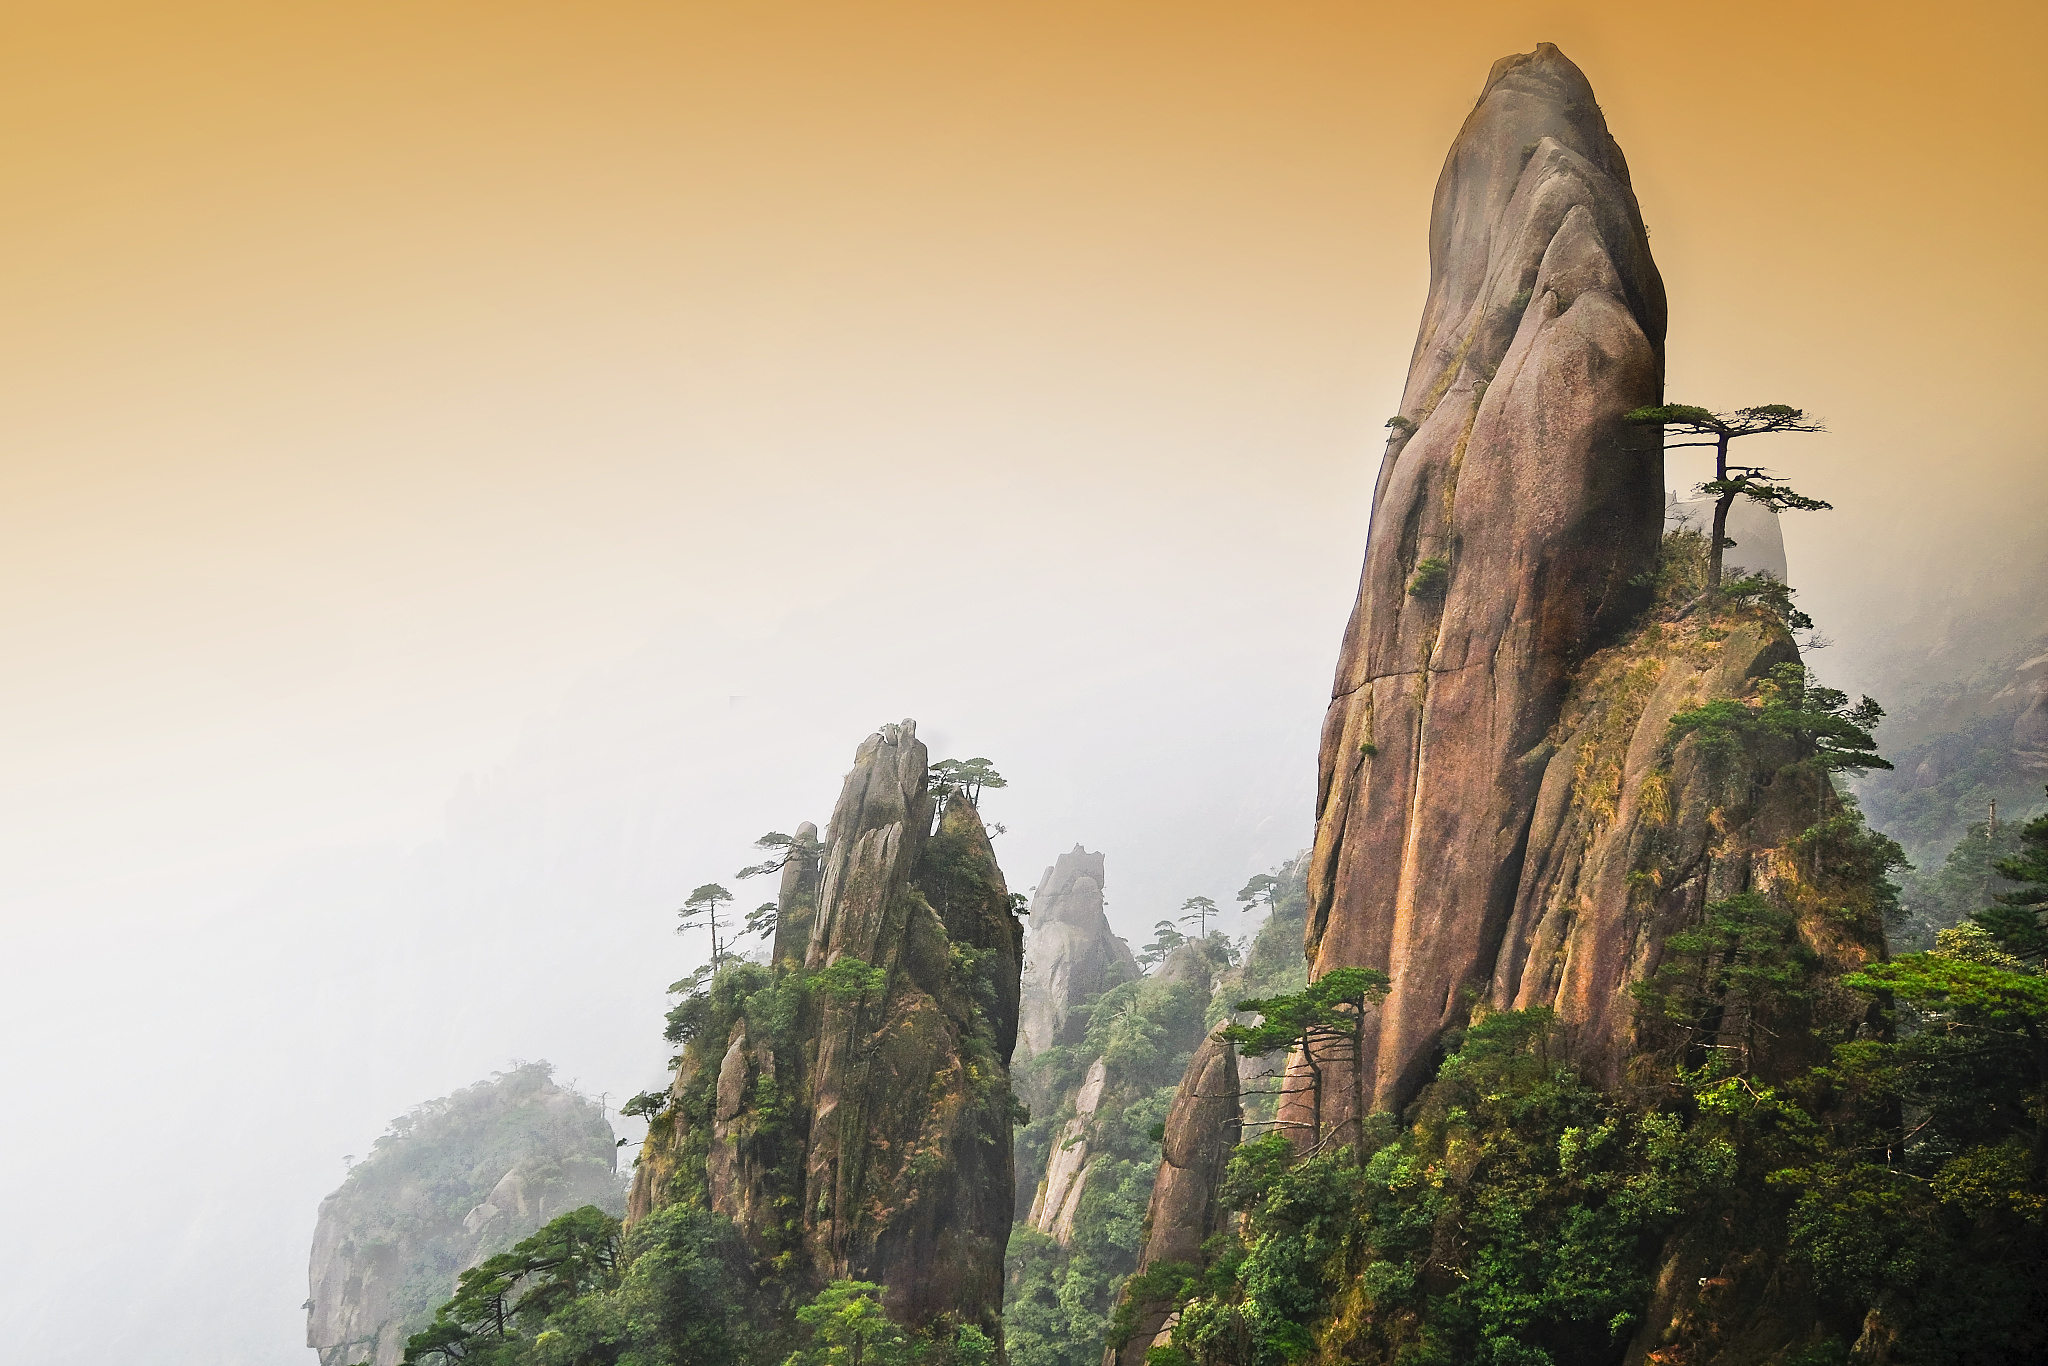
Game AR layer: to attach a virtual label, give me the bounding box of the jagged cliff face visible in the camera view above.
[1096,47,1922,1366]
[629,720,1025,1337]
[307,1065,622,1366]
[1016,846,1140,1067]
[1307,43,1668,1115]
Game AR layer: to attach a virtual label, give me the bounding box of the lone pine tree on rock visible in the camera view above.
[1625,403,1830,594]
[1225,966,1389,1151]
[676,882,734,968]
[928,756,1006,805]
[1179,895,1219,937]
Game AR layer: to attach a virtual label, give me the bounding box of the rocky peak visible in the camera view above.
[1017,845,1138,1063]
[307,1066,621,1366]
[1031,846,1108,928]
[629,719,1025,1341]
[1307,42,1667,1117]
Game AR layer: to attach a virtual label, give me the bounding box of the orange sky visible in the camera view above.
[5,6,2041,760]
[1,7,2044,1357]
[4,0,2045,1078]
[7,2,2043,717]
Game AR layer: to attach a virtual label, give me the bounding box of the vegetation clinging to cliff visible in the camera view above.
[312,1064,625,1365]
[1147,1008,1734,1366]
[1130,615,2044,1364]
[1006,953,1223,1366]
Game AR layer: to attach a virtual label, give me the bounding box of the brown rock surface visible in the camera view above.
[1306,43,1667,1118]
[1103,1033,1241,1366]
[1491,590,1887,1089]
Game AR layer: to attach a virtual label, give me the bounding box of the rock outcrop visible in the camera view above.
[1104,1033,1241,1366]
[629,720,1025,1339]
[1305,43,1668,1117]
[1016,936,1230,1247]
[1027,1056,1110,1242]
[1003,929,1240,1366]
[1490,556,1887,1091]
[1016,846,1139,1066]
[307,1065,622,1366]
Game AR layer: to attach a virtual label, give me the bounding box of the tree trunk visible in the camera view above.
[1304,1047,1322,1149]
[1707,432,1733,595]
[1708,490,1737,595]
[1350,1004,1367,1152]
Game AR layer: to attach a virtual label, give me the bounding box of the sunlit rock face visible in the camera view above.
[1305,43,1668,1118]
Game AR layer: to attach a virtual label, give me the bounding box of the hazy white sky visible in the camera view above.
[2,3,2043,1361]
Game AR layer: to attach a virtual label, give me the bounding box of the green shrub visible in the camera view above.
[1406,557,1450,599]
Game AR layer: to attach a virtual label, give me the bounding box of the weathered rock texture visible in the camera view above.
[1305,43,1668,1118]
[1494,576,1887,1091]
[1016,936,1231,1248]
[1027,1057,1110,1243]
[1543,585,1897,1364]
[307,1065,622,1366]
[1104,1033,1242,1366]
[629,720,1025,1338]
[1017,846,1139,1066]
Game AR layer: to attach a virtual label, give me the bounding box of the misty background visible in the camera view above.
[3,2,2043,1362]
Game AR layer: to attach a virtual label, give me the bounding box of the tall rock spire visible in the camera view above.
[628,720,1026,1342]
[1016,846,1138,1066]
[1306,45,1666,1115]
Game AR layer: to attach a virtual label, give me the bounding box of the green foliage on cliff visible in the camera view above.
[1136,841,2048,1366]
[1127,667,2040,1364]
[314,1064,626,1361]
[1224,968,1389,1151]
[1668,663,1891,780]
[1003,857,1314,1366]
[394,898,1024,1366]
[390,1213,1003,1366]
[382,1203,770,1366]
[786,1280,917,1366]
[1151,1009,1736,1366]
[1405,558,1450,599]
[1006,970,1212,1366]
[647,958,820,1290]
[1006,928,1244,1366]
